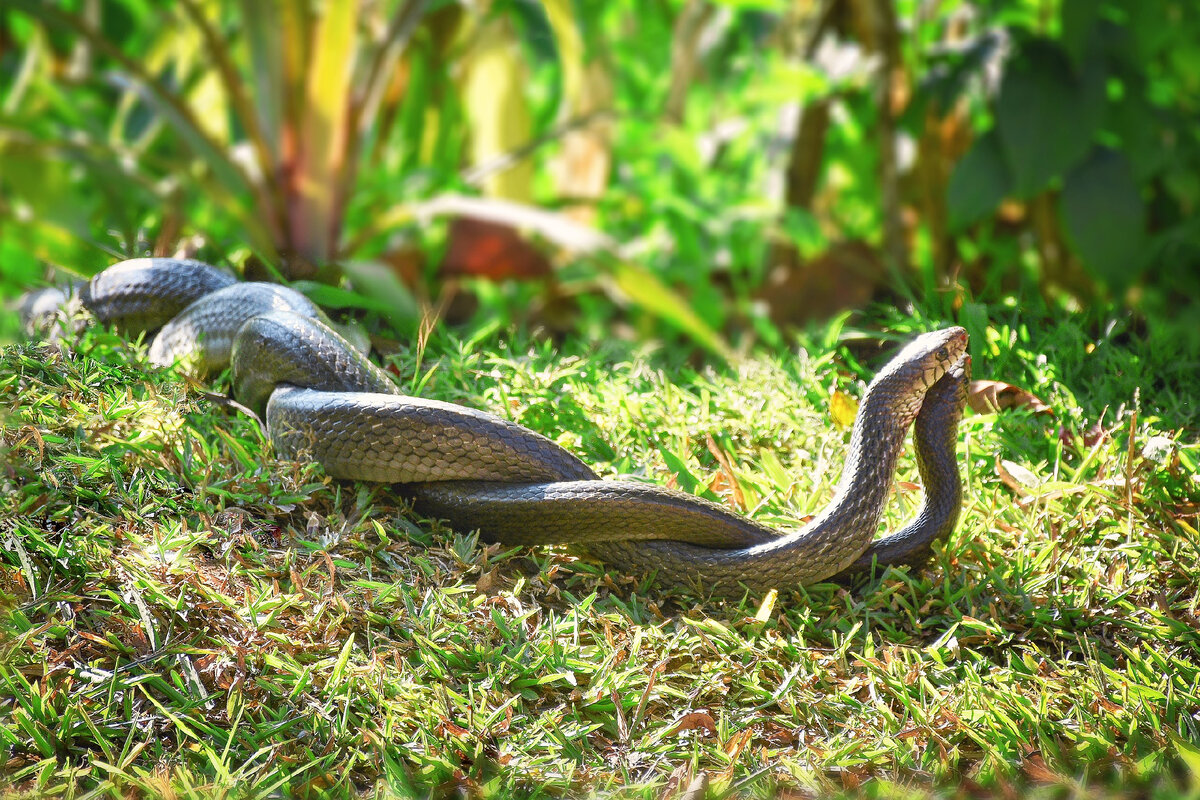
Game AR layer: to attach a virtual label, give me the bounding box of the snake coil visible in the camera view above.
[21,258,971,598]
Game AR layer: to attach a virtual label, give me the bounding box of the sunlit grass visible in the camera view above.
[2,314,1199,798]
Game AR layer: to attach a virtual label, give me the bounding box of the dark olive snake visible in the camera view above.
[18,258,971,598]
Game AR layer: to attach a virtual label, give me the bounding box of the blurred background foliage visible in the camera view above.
[0,0,1198,362]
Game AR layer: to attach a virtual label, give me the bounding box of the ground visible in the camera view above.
[1,312,1199,798]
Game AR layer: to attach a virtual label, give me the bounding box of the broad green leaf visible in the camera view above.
[179,0,277,203]
[947,130,1012,231]
[541,0,584,106]
[659,449,703,498]
[1060,0,1099,69]
[337,259,419,333]
[356,0,429,136]
[293,0,358,264]
[1168,731,1200,778]
[290,280,401,316]
[461,15,533,202]
[610,260,732,361]
[6,1,256,203]
[995,38,1105,197]
[395,38,432,173]
[1,20,43,114]
[1060,147,1147,291]
[240,0,285,164]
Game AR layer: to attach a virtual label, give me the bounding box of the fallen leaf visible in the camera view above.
[968,380,1052,415]
[754,589,778,623]
[474,568,503,596]
[658,763,694,800]
[437,717,471,738]
[723,726,754,758]
[829,390,859,430]
[678,774,709,800]
[839,765,868,791]
[705,435,746,510]
[1021,752,1062,783]
[665,711,718,738]
[757,240,886,328]
[996,460,1042,495]
[440,217,552,280]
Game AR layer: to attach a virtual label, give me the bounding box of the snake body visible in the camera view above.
[22,258,970,597]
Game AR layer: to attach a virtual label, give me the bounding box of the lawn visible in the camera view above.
[2,304,1199,798]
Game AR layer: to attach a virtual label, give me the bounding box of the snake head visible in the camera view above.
[884,326,968,387]
[865,327,969,422]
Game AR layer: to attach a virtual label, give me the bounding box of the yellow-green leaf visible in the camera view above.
[611,261,732,361]
[461,15,532,201]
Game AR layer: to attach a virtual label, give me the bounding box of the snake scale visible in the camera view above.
[20,258,971,598]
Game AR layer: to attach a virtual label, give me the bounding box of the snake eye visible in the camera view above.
[937,347,948,360]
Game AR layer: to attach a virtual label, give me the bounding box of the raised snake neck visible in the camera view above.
[21,258,971,598]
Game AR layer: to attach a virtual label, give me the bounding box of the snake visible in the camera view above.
[19,257,971,598]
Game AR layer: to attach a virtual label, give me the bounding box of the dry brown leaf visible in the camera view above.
[705,434,746,510]
[722,727,754,759]
[1021,752,1062,783]
[839,765,868,790]
[996,460,1042,495]
[968,380,1052,416]
[474,568,503,596]
[678,774,709,800]
[665,711,718,738]
[756,240,886,328]
[437,717,471,738]
[658,763,694,800]
[439,217,552,281]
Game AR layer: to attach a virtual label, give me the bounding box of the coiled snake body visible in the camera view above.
[21,258,971,598]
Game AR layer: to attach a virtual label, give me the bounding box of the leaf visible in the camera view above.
[239,0,285,164]
[996,460,1042,496]
[1168,730,1200,778]
[337,259,420,333]
[1060,147,1148,291]
[461,14,533,201]
[753,589,777,622]
[968,380,1052,416]
[439,217,552,280]
[415,195,730,357]
[705,434,746,511]
[947,129,1012,231]
[664,711,718,738]
[355,0,428,135]
[660,449,703,497]
[292,0,358,264]
[1060,0,1100,69]
[290,281,398,316]
[995,38,1105,197]
[179,0,278,212]
[417,195,615,253]
[610,260,732,361]
[540,0,584,107]
[829,390,858,430]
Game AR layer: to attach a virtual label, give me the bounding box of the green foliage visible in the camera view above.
[1060,147,1147,290]
[994,37,1105,199]
[946,0,1200,294]
[948,130,1010,232]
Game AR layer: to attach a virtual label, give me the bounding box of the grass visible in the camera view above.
[1,304,1200,799]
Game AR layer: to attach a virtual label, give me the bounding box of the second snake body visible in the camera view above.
[24,258,971,597]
